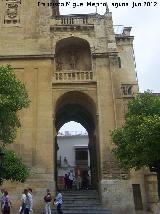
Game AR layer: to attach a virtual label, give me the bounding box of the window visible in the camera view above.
[118,57,121,68]
[76,149,88,161]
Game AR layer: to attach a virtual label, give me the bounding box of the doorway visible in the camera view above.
[54,91,99,190]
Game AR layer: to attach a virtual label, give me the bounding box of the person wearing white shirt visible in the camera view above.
[68,170,74,189]
[20,189,31,214]
[20,190,26,214]
[28,188,33,213]
[54,192,63,214]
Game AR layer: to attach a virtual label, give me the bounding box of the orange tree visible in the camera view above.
[112,91,160,199]
[0,65,30,184]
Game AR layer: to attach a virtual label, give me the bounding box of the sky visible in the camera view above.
[59,0,160,132]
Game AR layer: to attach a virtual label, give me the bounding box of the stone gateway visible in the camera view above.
[0,0,158,213]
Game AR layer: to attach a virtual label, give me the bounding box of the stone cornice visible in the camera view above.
[0,54,54,60]
[92,52,118,58]
[115,35,134,42]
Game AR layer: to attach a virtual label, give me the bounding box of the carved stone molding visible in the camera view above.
[3,0,21,24]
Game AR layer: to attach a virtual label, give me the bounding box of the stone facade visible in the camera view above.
[0,0,158,213]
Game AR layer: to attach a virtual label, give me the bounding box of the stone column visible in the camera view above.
[88,134,98,189]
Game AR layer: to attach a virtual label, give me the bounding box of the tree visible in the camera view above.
[0,65,30,145]
[111,91,160,199]
[0,65,30,184]
[0,149,29,184]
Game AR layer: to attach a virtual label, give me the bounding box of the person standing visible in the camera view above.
[1,190,12,214]
[54,191,63,214]
[0,189,4,214]
[64,174,69,190]
[76,175,82,190]
[68,170,74,190]
[24,191,31,214]
[44,189,52,214]
[19,189,31,214]
[28,188,33,213]
[19,189,27,214]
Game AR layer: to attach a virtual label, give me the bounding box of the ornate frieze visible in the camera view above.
[3,0,21,24]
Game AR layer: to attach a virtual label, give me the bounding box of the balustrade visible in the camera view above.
[53,70,94,82]
[50,16,94,26]
[59,17,88,25]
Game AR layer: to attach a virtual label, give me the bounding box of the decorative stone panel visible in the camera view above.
[3,0,21,25]
[121,84,133,97]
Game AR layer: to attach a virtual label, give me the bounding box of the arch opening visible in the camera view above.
[57,121,90,190]
[54,91,99,190]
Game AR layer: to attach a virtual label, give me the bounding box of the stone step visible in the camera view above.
[61,190,98,194]
[63,193,99,196]
[63,199,100,204]
[49,190,111,214]
[51,210,111,214]
[62,203,102,206]
[59,207,110,211]
[63,201,101,206]
[63,196,99,200]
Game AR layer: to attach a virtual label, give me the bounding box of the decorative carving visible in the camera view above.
[56,49,79,71]
[7,3,18,18]
[4,0,21,24]
[69,51,78,70]
[56,57,63,71]
[121,84,133,96]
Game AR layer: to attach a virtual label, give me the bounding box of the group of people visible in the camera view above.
[64,171,90,190]
[44,189,63,214]
[0,188,33,214]
[0,188,63,214]
[64,170,74,190]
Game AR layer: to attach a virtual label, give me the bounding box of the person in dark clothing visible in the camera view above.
[82,174,89,190]
[64,174,69,190]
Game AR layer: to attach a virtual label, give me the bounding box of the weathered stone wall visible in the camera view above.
[0,2,157,213]
[0,59,54,177]
[100,179,135,214]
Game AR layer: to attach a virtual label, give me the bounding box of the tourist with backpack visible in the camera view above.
[1,190,12,214]
[44,189,52,214]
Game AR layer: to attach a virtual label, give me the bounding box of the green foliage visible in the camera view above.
[1,149,29,183]
[112,91,160,170]
[0,65,30,144]
[0,65,30,184]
